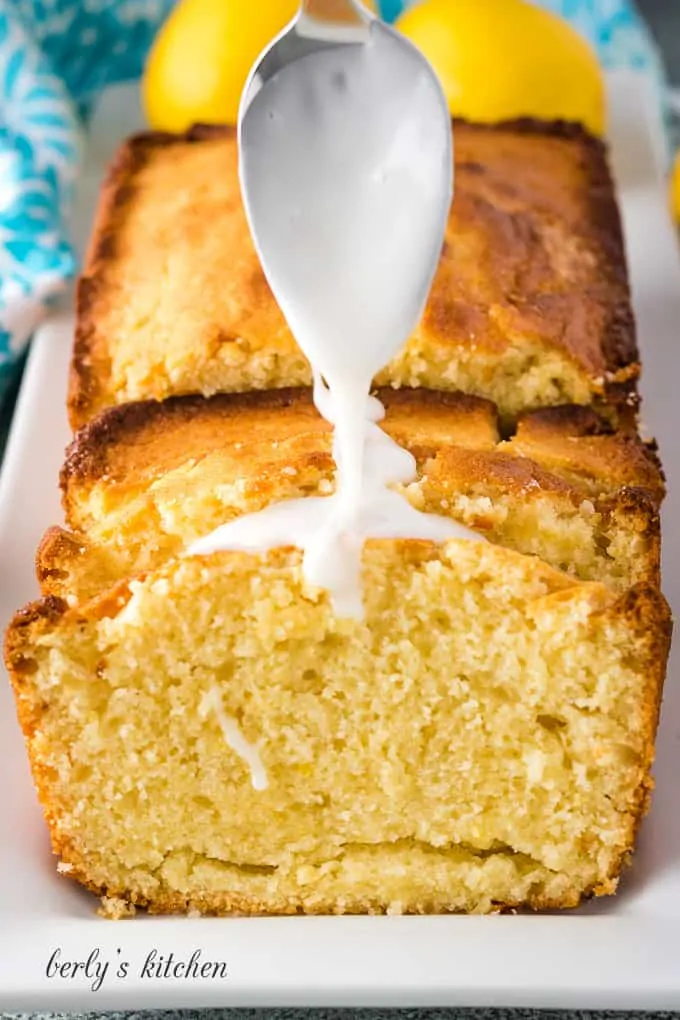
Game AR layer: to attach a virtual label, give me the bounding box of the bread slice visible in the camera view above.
[69,120,638,428]
[42,389,662,603]
[6,389,670,916]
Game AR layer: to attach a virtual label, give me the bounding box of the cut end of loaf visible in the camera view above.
[6,541,670,915]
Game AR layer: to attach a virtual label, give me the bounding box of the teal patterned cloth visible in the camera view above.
[0,0,666,406]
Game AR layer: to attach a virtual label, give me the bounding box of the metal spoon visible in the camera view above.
[239,1,373,116]
[237,0,453,376]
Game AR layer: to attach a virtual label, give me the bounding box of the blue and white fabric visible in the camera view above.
[0,0,667,405]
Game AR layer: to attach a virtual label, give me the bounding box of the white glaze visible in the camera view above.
[199,688,268,791]
[189,376,482,617]
[189,27,483,617]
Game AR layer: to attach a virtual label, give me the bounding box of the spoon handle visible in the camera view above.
[301,0,369,27]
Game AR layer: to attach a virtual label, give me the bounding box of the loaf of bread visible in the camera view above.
[69,120,637,428]
[5,119,671,917]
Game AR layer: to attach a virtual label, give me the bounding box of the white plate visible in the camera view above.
[1,73,679,1011]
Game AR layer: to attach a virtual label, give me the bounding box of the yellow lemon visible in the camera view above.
[143,0,298,129]
[396,0,605,136]
[143,0,376,131]
[670,150,680,225]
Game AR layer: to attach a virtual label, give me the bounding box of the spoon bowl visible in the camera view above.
[237,0,454,370]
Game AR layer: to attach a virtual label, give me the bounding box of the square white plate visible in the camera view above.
[1,73,679,1011]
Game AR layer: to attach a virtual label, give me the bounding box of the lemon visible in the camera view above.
[143,0,376,131]
[143,0,297,129]
[396,0,605,137]
[670,150,680,226]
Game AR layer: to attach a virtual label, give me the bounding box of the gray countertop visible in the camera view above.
[6,1012,680,1019]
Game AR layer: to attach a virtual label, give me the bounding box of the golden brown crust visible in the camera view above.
[35,526,127,604]
[61,387,497,487]
[46,388,663,607]
[60,388,664,527]
[56,393,665,608]
[506,404,664,499]
[68,118,638,427]
[70,127,239,425]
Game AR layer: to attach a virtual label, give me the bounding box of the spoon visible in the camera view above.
[235,0,453,599]
[201,0,457,617]
[236,0,454,385]
[239,0,373,100]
